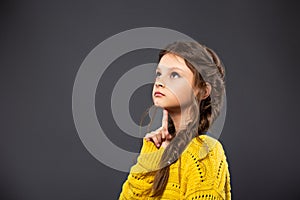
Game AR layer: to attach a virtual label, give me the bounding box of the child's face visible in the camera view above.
[152,53,197,112]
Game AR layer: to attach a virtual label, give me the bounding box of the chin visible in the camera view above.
[153,100,167,108]
[153,103,173,111]
[152,98,178,110]
[153,101,163,108]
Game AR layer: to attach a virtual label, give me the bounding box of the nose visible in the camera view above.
[155,81,165,88]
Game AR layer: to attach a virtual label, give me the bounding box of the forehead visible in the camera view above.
[157,53,192,74]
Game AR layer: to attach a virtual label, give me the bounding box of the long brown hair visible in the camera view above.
[150,41,226,197]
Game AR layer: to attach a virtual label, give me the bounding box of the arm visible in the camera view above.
[119,138,165,200]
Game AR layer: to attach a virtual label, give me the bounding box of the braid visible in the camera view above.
[151,100,199,197]
[198,96,211,134]
[201,46,225,124]
[204,47,225,79]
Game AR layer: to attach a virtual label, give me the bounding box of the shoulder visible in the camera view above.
[181,135,231,199]
[183,134,226,159]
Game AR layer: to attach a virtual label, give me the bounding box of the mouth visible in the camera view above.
[154,91,165,97]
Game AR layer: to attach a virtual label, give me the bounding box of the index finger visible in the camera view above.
[162,109,168,131]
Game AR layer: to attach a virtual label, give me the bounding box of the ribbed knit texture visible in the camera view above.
[119,135,231,199]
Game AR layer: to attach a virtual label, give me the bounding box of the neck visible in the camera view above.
[168,107,189,132]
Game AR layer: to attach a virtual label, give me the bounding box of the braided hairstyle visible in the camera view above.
[150,41,226,197]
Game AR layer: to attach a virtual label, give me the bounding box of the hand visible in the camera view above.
[144,109,174,148]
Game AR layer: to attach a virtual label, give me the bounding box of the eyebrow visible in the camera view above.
[156,66,184,71]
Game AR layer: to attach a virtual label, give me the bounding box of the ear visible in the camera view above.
[193,86,201,100]
[200,82,212,100]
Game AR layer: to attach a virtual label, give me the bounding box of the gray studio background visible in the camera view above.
[1,0,299,199]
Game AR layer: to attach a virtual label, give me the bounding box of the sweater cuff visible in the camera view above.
[131,138,165,174]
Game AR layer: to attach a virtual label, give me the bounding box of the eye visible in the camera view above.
[155,71,161,77]
[170,72,180,78]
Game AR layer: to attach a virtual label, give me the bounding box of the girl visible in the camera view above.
[119,41,231,199]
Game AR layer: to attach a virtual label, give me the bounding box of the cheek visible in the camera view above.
[169,82,193,95]
[169,85,194,103]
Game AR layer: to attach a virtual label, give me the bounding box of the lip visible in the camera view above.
[154,91,165,97]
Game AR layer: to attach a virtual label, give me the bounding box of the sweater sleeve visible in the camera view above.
[119,138,165,200]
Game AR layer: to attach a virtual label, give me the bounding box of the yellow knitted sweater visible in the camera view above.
[119,135,231,199]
